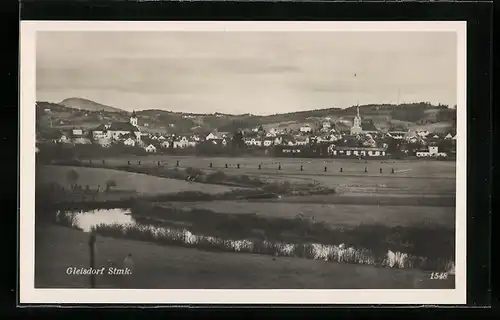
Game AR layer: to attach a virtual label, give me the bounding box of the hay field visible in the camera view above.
[36,165,237,196]
[166,201,455,228]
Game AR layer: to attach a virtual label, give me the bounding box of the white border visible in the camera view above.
[19,21,467,305]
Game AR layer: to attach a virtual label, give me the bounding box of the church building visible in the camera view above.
[350,106,363,135]
[350,106,378,135]
[93,111,142,142]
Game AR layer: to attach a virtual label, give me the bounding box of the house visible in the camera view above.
[92,125,108,140]
[328,145,387,158]
[416,146,440,157]
[263,138,274,147]
[123,137,136,147]
[445,133,453,139]
[72,129,84,137]
[299,124,313,133]
[243,136,262,147]
[173,136,190,149]
[58,134,70,143]
[206,132,227,140]
[416,150,431,157]
[157,135,166,141]
[144,144,157,153]
[295,136,309,146]
[99,111,141,141]
[160,140,171,148]
[210,138,228,146]
[274,136,283,145]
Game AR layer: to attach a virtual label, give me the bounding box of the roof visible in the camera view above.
[94,124,107,131]
[108,122,139,132]
[334,146,386,151]
[361,120,378,132]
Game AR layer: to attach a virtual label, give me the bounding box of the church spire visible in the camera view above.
[356,105,360,118]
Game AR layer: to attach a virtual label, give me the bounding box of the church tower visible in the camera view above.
[350,105,362,135]
[130,111,138,127]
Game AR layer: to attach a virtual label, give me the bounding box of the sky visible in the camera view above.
[36,31,457,115]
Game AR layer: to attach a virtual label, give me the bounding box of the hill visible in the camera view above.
[36,98,457,135]
[59,97,126,113]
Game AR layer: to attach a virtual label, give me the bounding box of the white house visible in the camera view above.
[145,144,157,153]
[206,132,225,140]
[72,129,83,136]
[295,136,309,146]
[416,150,430,157]
[274,136,283,145]
[428,146,439,156]
[299,124,313,133]
[445,133,453,139]
[321,121,332,132]
[58,134,69,143]
[123,137,136,147]
[174,136,190,149]
[103,112,141,141]
[416,146,439,158]
[157,135,166,141]
[263,139,274,147]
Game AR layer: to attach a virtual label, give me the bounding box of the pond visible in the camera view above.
[56,208,135,232]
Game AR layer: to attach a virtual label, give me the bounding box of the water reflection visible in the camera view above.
[57,208,134,232]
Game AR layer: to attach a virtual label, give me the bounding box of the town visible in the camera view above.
[36,106,456,160]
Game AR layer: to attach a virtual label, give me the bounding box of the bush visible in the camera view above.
[205,170,228,183]
[185,167,204,177]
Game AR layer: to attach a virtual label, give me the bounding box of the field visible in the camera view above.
[165,201,455,228]
[35,155,456,288]
[80,155,456,197]
[35,223,454,289]
[37,165,239,196]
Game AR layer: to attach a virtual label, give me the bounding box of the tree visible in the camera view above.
[232,130,244,149]
[105,179,117,192]
[66,169,79,189]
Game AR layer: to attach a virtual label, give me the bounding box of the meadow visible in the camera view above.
[34,155,456,288]
[35,223,454,289]
[164,201,455,228]
[37,165,239,196]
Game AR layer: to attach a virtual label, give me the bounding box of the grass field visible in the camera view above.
[37,165,239,196]
[165,201,455,228]
[34,158,456,288]
[83,155,456,178]
[35,223,454,289]
[78,156,456,197]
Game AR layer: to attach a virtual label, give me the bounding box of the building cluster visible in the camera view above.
[37,109,456,158]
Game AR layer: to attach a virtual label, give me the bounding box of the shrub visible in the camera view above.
[185,167,204,177]
[205,170,228,183]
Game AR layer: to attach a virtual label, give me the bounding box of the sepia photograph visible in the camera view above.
[20,21,466,304]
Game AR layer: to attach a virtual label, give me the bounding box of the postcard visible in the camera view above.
[19,20,466,304]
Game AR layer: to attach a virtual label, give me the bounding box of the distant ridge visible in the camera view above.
[58,97,126,113]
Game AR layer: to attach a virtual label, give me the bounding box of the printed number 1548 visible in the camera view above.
[430,272,448,280]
